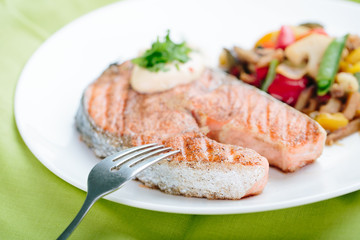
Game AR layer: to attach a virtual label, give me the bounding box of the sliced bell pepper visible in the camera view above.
[267,74,309,106]
[229,66,241,77]
[275,25,295,50]
[256,66,269,81]
[347,62,360,74]
[339,60,351,72]
[316,34,349,96]
[345,47,360,64]
[246,66,269,88]
[261,41,276,49]
[315,112,349,131]
[317,93,331,103]
[296,28,328,40]
[254,31,279,49]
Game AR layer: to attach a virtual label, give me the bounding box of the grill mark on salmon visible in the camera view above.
[107,77,125,134]
[76,61,325,199]
[87,83,109,129]
[253,96,266,135]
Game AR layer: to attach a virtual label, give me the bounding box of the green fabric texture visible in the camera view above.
[1,0,360,239]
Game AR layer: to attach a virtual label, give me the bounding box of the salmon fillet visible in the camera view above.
[76,61,325,199]
[189,83,327,172]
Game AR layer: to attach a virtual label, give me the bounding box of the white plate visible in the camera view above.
[15,0,360,214]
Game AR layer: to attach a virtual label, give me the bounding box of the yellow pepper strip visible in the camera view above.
[254,31,279,48]
[356,106,360,117]
[345,47,360,64]
[346,62,360,74]
[356,107,360,118]
[315,112,349,131]
[339,60,351,72]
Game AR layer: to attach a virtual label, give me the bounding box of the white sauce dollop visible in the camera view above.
[130,52,205,93]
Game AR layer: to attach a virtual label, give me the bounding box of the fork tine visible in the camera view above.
[125,147,173,168]
[111,145,165,169]
[130,150,180,177]
[103,143,158,163]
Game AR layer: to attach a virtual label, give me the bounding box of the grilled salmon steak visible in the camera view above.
[76,61,325,199]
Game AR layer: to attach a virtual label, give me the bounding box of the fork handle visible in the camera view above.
[57,193,99,240]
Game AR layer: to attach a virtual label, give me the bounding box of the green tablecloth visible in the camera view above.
[2,0,360,239]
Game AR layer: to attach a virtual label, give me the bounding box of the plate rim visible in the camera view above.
[14,0,360,215]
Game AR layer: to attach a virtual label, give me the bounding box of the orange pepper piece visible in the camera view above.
[254,31,279,48]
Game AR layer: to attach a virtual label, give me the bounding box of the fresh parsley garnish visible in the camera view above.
[131,31,192,72]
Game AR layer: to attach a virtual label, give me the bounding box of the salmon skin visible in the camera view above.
[76,61,324,199]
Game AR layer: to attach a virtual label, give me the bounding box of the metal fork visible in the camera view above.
[57,143,179,240]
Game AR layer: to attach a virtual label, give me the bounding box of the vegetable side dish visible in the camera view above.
[219,24,360,145]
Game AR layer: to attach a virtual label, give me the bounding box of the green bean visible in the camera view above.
[316,34,349,96]
[261,59,279,92]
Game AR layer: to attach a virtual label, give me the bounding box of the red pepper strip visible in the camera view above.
[256,66,269,81]
[275,25,295,50]
[309,28,328,36]
[229,66,241,78]
[317,93,331,103]
[268,74,309,106]
[297,28,328,40]
[250,66,269,88]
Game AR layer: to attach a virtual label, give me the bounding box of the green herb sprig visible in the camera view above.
[132,31,192,72]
